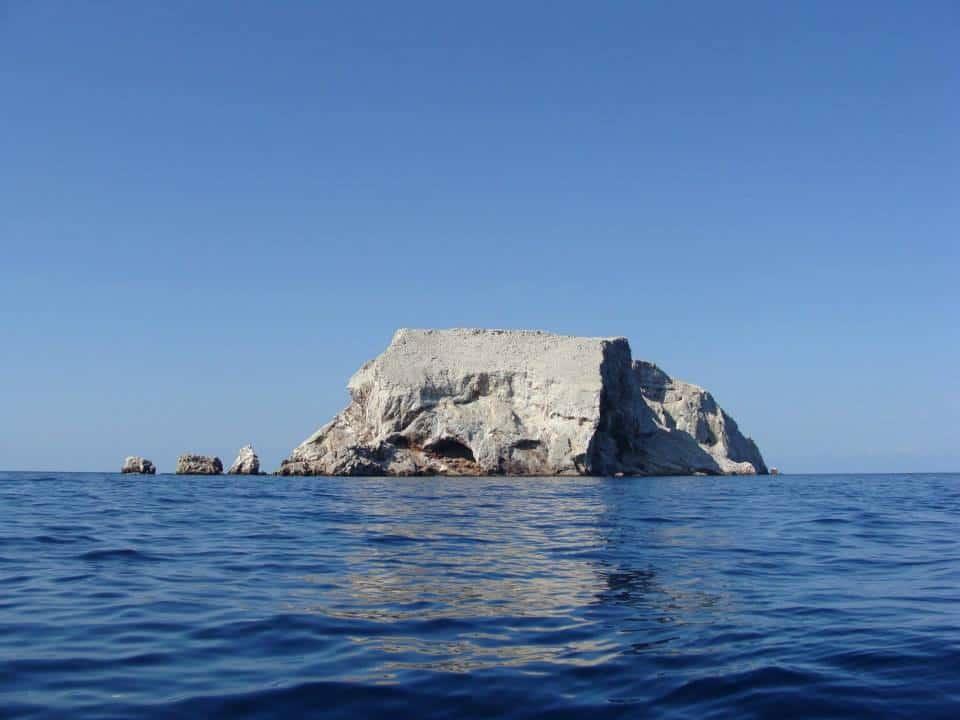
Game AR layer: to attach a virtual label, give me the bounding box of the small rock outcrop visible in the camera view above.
[227,445,260,474]
[278,328,767,477]
[175,454,223,475]
[121,456,156,474]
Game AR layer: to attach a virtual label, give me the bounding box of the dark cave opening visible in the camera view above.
[512,439,541,450]
[426,438,476,462]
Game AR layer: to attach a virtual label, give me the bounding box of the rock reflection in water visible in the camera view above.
[281,476,730,673]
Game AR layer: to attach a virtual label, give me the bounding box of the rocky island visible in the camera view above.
[176,454,223,475]
[121,456,155,474]
[227,445,260,475]
[278,328,766,477]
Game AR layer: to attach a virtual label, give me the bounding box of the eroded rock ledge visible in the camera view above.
[278,328,767,477]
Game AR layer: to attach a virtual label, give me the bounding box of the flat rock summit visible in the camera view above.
[279,329,766,477]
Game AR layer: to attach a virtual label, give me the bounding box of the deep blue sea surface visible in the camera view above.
[1,472,958,719]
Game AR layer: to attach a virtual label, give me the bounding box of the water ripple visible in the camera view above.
[0,472,959,719]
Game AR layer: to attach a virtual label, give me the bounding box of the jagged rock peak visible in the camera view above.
[121,456,155,474]
[227,445,260,475]
[175,454,223,475]
[278,328,767,477]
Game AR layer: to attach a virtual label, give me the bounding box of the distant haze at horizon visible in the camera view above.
[1,1,957,474]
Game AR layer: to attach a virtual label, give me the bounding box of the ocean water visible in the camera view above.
[1,472,958,719]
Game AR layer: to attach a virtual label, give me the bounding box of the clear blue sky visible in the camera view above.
[2,1,957,473]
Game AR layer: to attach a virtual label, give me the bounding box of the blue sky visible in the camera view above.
[1,1,957,473]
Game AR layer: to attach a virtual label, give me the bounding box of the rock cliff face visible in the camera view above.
[227,445,260,475]
[279,328,767,477]
[176,454,223,475]
[633,362,767,475]
[121,456,155,474]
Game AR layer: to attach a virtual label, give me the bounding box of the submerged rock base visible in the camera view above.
[279,329,767,477]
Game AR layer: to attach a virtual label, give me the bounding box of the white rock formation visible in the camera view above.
[175,454,223,475]
[279,328,767,477]
[634,361,767,475]
[121,456,155,474]
[227,445,260,475]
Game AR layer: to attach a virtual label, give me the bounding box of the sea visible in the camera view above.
[1,472,958,719]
